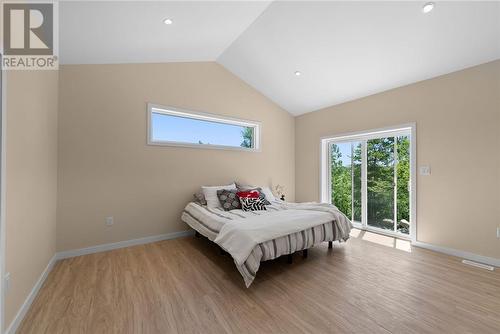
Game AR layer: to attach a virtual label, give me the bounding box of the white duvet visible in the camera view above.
[214,202,352,265]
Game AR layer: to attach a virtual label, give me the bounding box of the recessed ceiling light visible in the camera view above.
[294,71,301,76]
[163,18,173,25]
[422,2,435,14]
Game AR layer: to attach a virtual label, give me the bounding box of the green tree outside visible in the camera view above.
[240,127,253,148]
[330,136,410,234]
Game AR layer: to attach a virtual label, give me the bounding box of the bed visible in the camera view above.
[182,199,352,287]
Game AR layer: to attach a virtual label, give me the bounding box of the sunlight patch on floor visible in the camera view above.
[350,228,411,252]
[395,238,412,252]
[362,231,395,247]
[349,228,362,238]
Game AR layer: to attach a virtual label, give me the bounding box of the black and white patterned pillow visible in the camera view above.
[216,189,241,211]
[256,191,271,205]
[240,197,267,211]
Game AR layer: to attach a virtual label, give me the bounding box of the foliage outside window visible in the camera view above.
[329,134,411,235]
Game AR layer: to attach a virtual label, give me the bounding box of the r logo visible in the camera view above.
[3,3,53,55]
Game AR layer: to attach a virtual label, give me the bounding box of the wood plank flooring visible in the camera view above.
[18,231,500,333]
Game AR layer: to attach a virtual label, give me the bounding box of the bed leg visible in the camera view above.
[303,249,308,258]
[328,241,333,249]
[287,254,293,264]
[195,231,201,238]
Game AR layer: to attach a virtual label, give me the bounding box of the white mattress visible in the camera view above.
[181,200,289,240]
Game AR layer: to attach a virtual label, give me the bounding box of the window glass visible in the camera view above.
[148,106,259,150]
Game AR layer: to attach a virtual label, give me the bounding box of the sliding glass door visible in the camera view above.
[324,128,413,238]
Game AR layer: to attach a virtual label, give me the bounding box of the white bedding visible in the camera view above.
[182,201,286,238]
[182,200,352,286]
[214,202,351,265]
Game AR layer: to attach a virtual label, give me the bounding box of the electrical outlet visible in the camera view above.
[497,227,500,239]
[4,272,11,294]
[105,216,114,226]
[419,165,431,176]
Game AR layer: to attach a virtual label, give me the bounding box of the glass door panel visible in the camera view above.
[329,141,362,222]
[396,135,410,234]
[352,143,362,222]
[367,137,395,231]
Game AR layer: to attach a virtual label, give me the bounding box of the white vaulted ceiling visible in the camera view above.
[60,1,500,115]
[60,1,271,64]
[218,1,500,115]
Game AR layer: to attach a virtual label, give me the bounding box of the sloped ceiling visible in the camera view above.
[60,1,500,115]
[60,1,271,64]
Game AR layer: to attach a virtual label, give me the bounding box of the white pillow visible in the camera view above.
[260,186,276,201]
[201,183,236,208]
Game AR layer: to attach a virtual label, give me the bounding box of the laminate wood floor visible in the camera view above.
[18,230,500,334]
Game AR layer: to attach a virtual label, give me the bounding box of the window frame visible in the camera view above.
[319,123,417,242]
[147,103,261,152]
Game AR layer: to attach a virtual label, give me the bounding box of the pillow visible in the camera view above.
[201,183,236,208]
[240,197,268,211]
[236,190,260,198]
[246,188,271,205]
[237,183,275,202]
[217,189,241,211]
[260,187,276,201]
[193,192,207,206]
[236,186,271,205]
[235,182,256,190]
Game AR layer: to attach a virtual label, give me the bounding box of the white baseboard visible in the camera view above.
[5,254,57,334]
[56,230,194,260]
[5,230,194,334]
[412,241,499,268]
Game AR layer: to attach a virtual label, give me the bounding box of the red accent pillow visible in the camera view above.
[236,190,260,198]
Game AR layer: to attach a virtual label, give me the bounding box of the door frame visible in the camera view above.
[0,54,6,333]
[319,123,417,242]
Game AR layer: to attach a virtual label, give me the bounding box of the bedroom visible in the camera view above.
[0,1,499,333]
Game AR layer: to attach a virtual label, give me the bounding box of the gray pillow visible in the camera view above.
[235,182,256,190]
[193,192,207,206]
[216,189,241,211]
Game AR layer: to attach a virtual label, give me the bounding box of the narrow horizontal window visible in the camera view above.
[147,104,260,151]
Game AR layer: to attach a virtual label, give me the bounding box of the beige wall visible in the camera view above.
[4,60,497,328]
[57,62,295,251]
[295,60,500,259]
[5,70,58,326]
